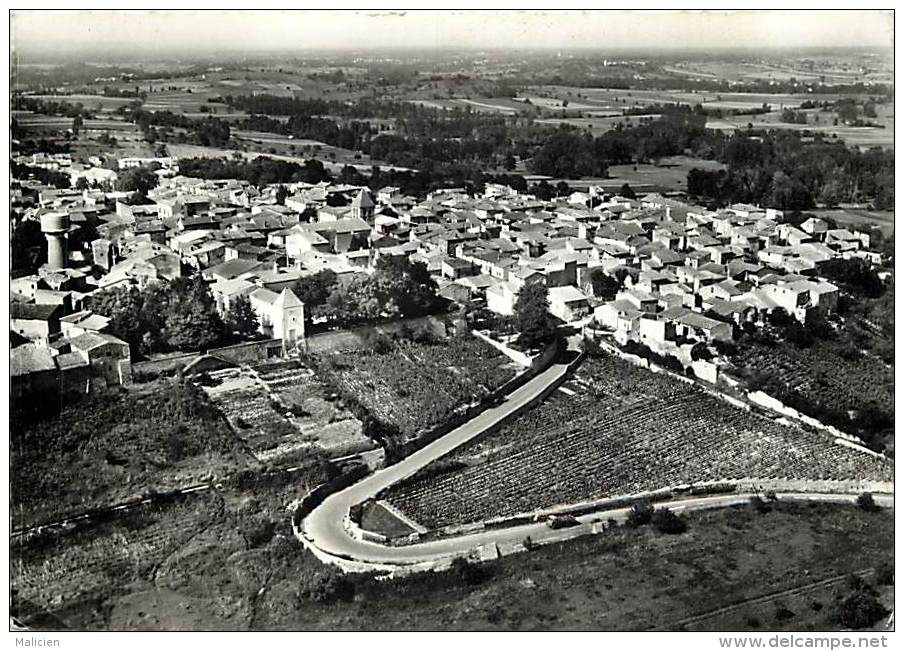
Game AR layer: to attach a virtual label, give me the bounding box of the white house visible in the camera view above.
[249,287,305,348]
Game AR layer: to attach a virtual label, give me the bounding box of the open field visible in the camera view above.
[707,115,893,150]
[167,142,413,174]
[535,114,658,136]
[30,94,138,110]
[382,352,892,530]
[527,155,725,191]
[10,499,893,631]
[537,86,849,111]
[811,209,895,237]
[662,60,892,86]
[10,380,256,529]
[311,337,519,447]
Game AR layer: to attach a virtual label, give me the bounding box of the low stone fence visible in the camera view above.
[375,475,894,548]
[133,338,283,377]
[746,390,876,450]
[291,464,370,530]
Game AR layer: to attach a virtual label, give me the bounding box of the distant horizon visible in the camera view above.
[10,10,895,63]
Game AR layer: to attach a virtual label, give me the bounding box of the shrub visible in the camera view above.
[238,515,276,548]
[450,557,490,586]
[832,579,887,629]
[857,492,879,512]
[749,495,772,514]
[626,502,654,528]
[301,568,356,604]
[651,508,688,534]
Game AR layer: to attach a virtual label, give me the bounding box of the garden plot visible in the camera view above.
[383,352,893,529]
[252,360,374,459]
[312,337,520,445]
[203,363,371,464]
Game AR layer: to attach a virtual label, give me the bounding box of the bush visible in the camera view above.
[301,568,356,604]
[450,557,490,586]
[626,502,654,528]
[363,331,395,354]
[651,507,688,534]
[238,515,276,548]
[749,495,772,514]
[857,492,879,512]
[832,578,887,629]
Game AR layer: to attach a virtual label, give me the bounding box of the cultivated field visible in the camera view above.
[382,352,892,529]
[811,209,895,237]
[526,155,725,191]
[706,114,893,150]
[201,363,373,465]
[311,337,519,446]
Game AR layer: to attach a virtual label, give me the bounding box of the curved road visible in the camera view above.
[299,349,893,572]
[300,351,579,568]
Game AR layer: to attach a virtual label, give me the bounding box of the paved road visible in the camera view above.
[300,352,578,567]
[299,348,893,572]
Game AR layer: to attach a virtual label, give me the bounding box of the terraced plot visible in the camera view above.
[202,363,371,464]
[382,353,892,529]
[311,338,519,444]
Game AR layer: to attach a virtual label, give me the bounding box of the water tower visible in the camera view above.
[40,212,70,270]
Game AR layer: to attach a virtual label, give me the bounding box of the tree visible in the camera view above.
[293,269,338,308]
[651,508,688,534]
[619,182,636,199]
[588,268,620,300]
[626,502,654,528]
[87,285,148,356]
[225,295,259,339]
[513,282,557,350]
[74,176,90,191]
[163,277,225,351]
[857,492,878,512]
[450,557,490,586]
[115,165,159,196]
[275,184,289,205]
[690,342,713,362]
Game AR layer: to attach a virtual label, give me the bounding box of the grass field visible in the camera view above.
[707,113,894,150]
[811,208,895,237]
[10,380,257,529]
[526,155,725,191]
[11,500,893,631]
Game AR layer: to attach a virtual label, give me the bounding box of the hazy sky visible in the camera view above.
[11,10,895,59]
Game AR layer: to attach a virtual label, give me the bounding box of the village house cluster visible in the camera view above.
[11,152,884,394]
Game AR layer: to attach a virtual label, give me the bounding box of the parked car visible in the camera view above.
[546,514,580,529]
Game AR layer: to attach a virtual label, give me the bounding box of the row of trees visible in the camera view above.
[177,155,332,186]
[117,105,232,148]
[87,276,259,358]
